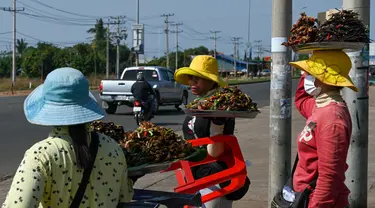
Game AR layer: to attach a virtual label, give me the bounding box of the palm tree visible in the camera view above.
[87,19,106,43]
[16,38,28,56]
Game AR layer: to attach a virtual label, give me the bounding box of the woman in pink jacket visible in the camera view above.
[289,50,357,208]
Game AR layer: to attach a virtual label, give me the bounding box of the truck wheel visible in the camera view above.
[175,91,188,111]
[105,103,117,114]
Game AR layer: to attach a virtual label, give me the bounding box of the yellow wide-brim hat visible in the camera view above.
[174,55,227,87]
[289,50,358,92]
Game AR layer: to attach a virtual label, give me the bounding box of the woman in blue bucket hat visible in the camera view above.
[2,67,135,208]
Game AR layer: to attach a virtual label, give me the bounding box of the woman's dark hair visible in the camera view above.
[68,124,91,169]
[211,83,219,90]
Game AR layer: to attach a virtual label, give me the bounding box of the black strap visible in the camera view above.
[290,153,317,189]
[70,132,100,208]
[291,154,299,176]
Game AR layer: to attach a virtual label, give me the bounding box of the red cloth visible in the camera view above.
[293,75,351,208]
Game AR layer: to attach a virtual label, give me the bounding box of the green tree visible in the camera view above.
[21,43,58,78]
[71,43,95,75]
[184,46,209,56]
[21,46,43,78]
[87,19,106,44]
[146,46,210,68]
[0,54,11,77]
[16,38,28,56]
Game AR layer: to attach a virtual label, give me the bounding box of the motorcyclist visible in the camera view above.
[131,72,155,119]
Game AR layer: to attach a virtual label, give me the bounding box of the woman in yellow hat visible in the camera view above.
[175,55,250,208]
[289,50,355,208]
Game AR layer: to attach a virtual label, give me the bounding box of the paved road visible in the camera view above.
[0,81,298,177]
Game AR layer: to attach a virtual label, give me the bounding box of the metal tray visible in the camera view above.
[128,148,207,177]
[118,202,159,208]
[132,189,202,207]
[291,42,365,54]
[184,109,260,119]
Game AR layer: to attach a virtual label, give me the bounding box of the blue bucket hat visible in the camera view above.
[24,67,105,126]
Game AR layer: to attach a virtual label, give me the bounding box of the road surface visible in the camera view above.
[0,81,299,178]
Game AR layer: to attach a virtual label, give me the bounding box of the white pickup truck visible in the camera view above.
[99,66,189,114]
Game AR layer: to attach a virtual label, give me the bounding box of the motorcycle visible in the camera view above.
[133,98,155,126]
[133,85,157,126]
[133,100,147,126]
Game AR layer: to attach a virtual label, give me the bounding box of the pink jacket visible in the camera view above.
[293,75,351,208]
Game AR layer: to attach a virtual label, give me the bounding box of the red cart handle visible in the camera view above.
[163,135,247,204]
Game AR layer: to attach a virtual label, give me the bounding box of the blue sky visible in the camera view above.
[0,0,374,61]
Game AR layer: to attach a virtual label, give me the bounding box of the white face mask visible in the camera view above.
[304,75,321,96]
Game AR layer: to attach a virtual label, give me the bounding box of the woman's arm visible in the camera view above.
[295,73,316,119]
[2,150,47,208]
[309,124,350,207]
[207,119,229,157]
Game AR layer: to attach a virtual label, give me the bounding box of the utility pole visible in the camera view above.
[268,0,292,205]
[110,16,127,79]
[231,37,241,77]
[343,0,370,207]
[135,0,140,66]
[116,16,120,79]
[210,30,221,58]
[161,13,174,69]
[1,1,24,92]
[246,0,252,77]
[171,23,183,71]
[106,21,110,78]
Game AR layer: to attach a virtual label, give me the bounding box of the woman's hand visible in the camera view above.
[207,143,225,157]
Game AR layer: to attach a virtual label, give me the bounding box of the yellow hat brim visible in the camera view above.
[290,60,358,92]
[174,67,227,87]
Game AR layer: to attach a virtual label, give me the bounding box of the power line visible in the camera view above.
[29,0,108,19]
[17,0,95,22]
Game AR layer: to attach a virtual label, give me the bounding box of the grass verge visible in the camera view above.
[0,76,102,91]
[0,76,102,96]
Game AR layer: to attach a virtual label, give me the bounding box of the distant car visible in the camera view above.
[260,69,271,77]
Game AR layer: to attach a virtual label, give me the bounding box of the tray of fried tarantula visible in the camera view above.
[91,121,207,177]
[184,86,260,119]
[282,10,369,54]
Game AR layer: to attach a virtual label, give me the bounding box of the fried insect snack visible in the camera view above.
[90,120,125,142]
[282,12,318,46]
[315,9,369,43]
[121,121,196,167]
[186,86,258,111]
[92,121,197,167]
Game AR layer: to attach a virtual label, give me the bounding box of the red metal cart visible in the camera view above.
[162,135,248,207]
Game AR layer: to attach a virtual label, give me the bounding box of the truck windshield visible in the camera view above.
[122,70,159,81]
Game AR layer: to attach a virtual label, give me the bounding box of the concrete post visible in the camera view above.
[342,0,370,207]
[268,0,293,204]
